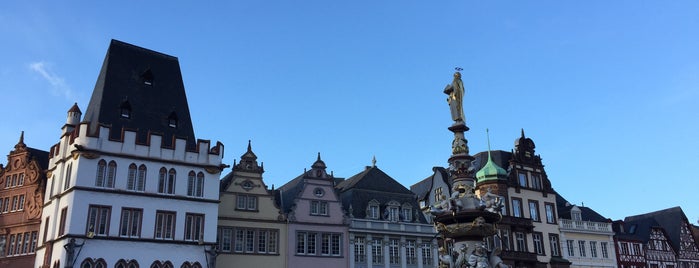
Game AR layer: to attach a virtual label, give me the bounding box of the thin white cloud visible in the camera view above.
[28,61,74,100]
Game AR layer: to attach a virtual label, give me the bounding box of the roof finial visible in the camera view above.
[317,152,321,161]
[521,128,525,138]
[19,131,25,144]
[486,128,492,159]
[372,155,376,167]
[247,140,252,152]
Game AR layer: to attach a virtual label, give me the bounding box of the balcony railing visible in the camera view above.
[559,219,612,232]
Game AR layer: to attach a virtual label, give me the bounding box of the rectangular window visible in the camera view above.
[11,196,18,211]
[528,200,540,221]
[389,239,400,264]
[590,241,598,258]
[155,211,176,239]
[402,208,413,222]
[601,242,609,258]
[8,234,15,256]
[321,233,330,255]
[2,197,8,213]
[515,232,526,252]
[311,201,329,216]
[372,239,383,264]
[512,198,523,217]
[368,205,379,219]
[354,237,366,263]
[235,229,244,252]
[29,231,38,253]
[567,240,575,256]
[236,195,257,211]
[184,213,204,241]
[87,205,111,236]
[18,195,24,211]
[620,242,629,255]
[42,217,49,245]
[549,234,561,257]
[4,175,9,188]
[500,229,511,250]
[119,208,142,237]
[218,228,232,252]
[331,233,341,256]
[58,207,68,236]
[632,244,641,255]
[257,229,268,253]
[531,174,542,190]
[518,172,527,187]
[307,233,316,254]
[268,230,278,254]
[422,244,433,265]
[297,232,306,254]
[0,235,5,257]
[578,240,587,257]
[545,203,556,223]
[406,240,417,264]
[533,232,544,255]
[0,198,3,214]
[64,164,72,190]
[388,207,399,222]
[22,232,30,254]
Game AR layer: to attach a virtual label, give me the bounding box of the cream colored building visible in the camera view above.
[217,142,287,268]
[556,199,617,268]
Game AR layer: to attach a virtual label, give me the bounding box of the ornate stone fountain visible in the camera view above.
[430,70,508,268]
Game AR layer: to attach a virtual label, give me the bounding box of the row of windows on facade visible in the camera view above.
[365,200,414,222]
[494,229,563,257]
[78,258,202,268]
[296,231,342,257]
[564,239,613,258]
[0,194,25,213]
[0,231,38,258]
[3,172,25,188]
[352,237,433,266]
[510,198,557,224]
[53,161,205,198]
[217,227,278,254]
[48,205,204,242]
[618,241,648,256]
[517,171,544,190]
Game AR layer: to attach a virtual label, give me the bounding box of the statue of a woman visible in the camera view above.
[444,72,465,123]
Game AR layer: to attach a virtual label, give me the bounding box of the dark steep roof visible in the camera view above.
[624,206,691,252]
[555,193,609,222]
[472,150,512,172]
[338,166,427,223]
[82,39,196,148]
[27,147,49,170]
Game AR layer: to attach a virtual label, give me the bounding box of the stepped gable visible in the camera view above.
[624,206,691,251]
[82,39,196,148]
[555,193,608,222]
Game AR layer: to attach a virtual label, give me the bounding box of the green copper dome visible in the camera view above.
[476,151,508,182]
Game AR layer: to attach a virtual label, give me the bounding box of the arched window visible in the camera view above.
[107,161,117,188]
[191,262,201,268]
[116,259,139,268]
[162,261,173,268]
[150,261,162,268]
[95,259,107,268]
[64,163,72,190]
[81,258,94,268]
[401,203,413,222]
[137,165,147,191]
[180,262,198,268]
[158,168,167,193]
[166,169,176,194]
[96,160,107,187]
[127,164,137,190]
[187,171,196,196]
[366,199,380,219]
[196,172,204,197]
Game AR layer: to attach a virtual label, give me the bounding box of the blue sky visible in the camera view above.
[1,1,698,222]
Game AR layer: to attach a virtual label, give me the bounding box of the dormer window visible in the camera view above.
[120,98,132,119]
[571,209,582,221]
[366,200,380,219]
[401,204,413,222]
[386,200,400,222]
[167,111,178,128]
[142,69,154,86]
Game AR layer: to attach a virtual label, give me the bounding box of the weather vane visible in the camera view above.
[455,67,463,72]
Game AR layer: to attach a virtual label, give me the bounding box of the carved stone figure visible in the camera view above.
[438,246,454,268]
[468,244,490,268]
[489,247,509,268]
[430,194,450,215]
[444,72,465,123]
[454,244,469,268]
[480,187,504,214]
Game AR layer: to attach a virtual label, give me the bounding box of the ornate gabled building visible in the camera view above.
[0,132,49,268]
[217,141,286,268]
[277,154,348,268]
[35,40,225,268]
[336,161,438,268]
[555,194,617,267]
[619,207,699,268]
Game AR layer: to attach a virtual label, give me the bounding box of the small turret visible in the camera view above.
[63,103,82,135]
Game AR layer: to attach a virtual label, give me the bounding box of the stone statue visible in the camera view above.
[480,187,504,214]
[444,71,465,123]
[489,247,509,268]
[468,243,490,268]
[438,246,455,268]
[430,194,450,215]
[454,244,469,268]
[206,245,219,268]
[64,238,84,268]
